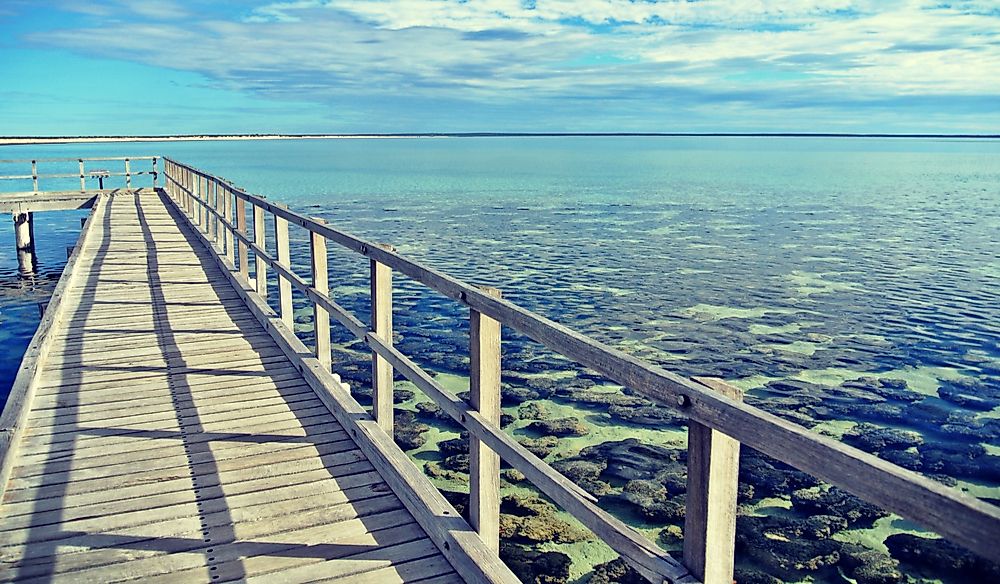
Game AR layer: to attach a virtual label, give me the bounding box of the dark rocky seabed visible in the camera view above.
[1,138,998,583]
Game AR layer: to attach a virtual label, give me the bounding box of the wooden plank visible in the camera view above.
[28,379,312,424]
[2,500,410,582]
[311,220,331,369]
[30,368,305,408]
[24,390,323,436]
[244,538,444,584]
[371,243,394,436]
[684,378,742,584]
[13,511,420,583]
[0,489,402,564]
[3,456,375,519]
[0,469,389,547]
[469,285,502,554]
[5,438,365,504]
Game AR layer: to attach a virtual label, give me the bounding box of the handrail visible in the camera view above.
[0,156,158,191]
[161,157,1000,582]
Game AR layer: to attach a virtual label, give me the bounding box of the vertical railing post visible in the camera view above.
[469,286,502,553]
[124,158,131,188]
[310,220,331,369]
[31,160,37,192]
[152,157,159,187]
[181,169,194,213]
[185,167,191,211]
[370,243,395,436]
[253,204,268,297]
[205,178,219,243]
[683,377,743,584]
[223,185,234,265]
[194,174,203,229]
[236,195,249,281]
[79,159,85,191]
[273,205,293,328]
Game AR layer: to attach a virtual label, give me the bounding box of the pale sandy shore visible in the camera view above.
[0,134,434,146]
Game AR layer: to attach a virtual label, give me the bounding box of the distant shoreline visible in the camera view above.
[2,132,999,146]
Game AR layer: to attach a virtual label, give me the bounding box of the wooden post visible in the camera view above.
[236,196,249,281]
[13,212,35,275]
[31,160,37,192]
[13,213,33,251]
[197,175,204,227]
[78,159,85,191]
[253,204,267,297]
[683,377,743,584]
[469,286,502,553]
[184,169,192,215]
[209,181,218,244]
[273,206,293,328]
[310,220,330,369]
[223,185,234,265]
[152,157,158,187]
[124,158,131,188]
[370,244,395,436]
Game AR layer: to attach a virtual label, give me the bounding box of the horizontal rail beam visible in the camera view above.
[162,157,1000,563]
[0,156,157,163]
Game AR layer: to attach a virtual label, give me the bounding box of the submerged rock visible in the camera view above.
[885,534,1000,581]
[526,416,589,437]
[500,542,571,584]
[740,448,820,500]
[937,377,1000,411]
[608,404,685,427]
[517,401,549,420]
[843,423,923,452]
[589,558,646,584]
[735,515,842,579]
[499,494,588,544]
[551,458,610,496]
[790,487,887,527]
[610,479,685,522]
[517,435,560,459]
[393,410,429,451]
[838,543,904,584]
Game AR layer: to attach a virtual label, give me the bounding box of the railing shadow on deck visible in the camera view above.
[160,156,1000,584]
[2,191,425,582]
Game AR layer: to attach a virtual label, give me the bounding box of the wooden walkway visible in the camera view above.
[0,192,461,583]
[2,156,997,584]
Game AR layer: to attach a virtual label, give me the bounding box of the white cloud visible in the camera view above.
[22,0,1000,131]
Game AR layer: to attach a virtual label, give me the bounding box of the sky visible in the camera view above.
[0,0,997,135]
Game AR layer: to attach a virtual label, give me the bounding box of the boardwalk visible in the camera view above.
[0,192,460,583]
[1,156,997,584]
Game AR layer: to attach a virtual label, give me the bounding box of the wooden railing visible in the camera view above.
[0,156,158,191]
[160,157,1000,583]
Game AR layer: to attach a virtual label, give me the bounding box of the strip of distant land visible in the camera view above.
[2,132,998,145]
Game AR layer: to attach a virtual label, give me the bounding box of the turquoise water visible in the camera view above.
[1,137,998,581]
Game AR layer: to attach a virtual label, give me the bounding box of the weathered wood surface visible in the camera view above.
[0,191,463,583]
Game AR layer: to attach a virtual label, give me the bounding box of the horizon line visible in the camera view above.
[2,132,999,145]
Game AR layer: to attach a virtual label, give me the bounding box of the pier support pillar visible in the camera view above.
[13,212,36,275]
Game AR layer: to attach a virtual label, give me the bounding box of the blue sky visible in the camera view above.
[1,0,997,134]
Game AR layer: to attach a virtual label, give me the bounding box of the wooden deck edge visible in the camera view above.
[158,188,521,584]
[0,194,109,502]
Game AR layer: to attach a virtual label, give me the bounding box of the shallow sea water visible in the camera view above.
[1,137,998,583]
